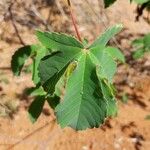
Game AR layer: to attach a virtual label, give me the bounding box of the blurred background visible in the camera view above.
[0,0,150,149]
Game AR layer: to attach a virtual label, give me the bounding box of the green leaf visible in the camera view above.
[10,23,126,131]
[11,45,36,76]
[90,46,117,83]
[11,25,124,130]
[89,24,123,48]
[36,31,84,51]
[39,43,82,94]
[47,95,60,109]
[28,96,45,123]
[105,46,125,63]
[104,0,117,8]
[56,53,108,130]
[32,46,47,84]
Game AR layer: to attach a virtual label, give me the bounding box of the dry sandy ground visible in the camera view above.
[0,0,150,150]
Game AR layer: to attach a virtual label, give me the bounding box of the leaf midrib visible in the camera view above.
[74,53,88,128]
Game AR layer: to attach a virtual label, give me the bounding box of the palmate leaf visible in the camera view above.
[38,24,124,130]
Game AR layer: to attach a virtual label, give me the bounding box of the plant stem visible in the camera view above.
[67,0,82,42]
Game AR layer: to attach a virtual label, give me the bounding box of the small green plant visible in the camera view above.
[132,33,150,59]
[11,1,125,130]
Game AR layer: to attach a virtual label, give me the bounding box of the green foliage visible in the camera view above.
[11,24,124,130]
[132,34,150,59]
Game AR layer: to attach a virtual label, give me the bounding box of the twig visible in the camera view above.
[7,119,55,150]
[8,3,25,46]
[67,0,82,41]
